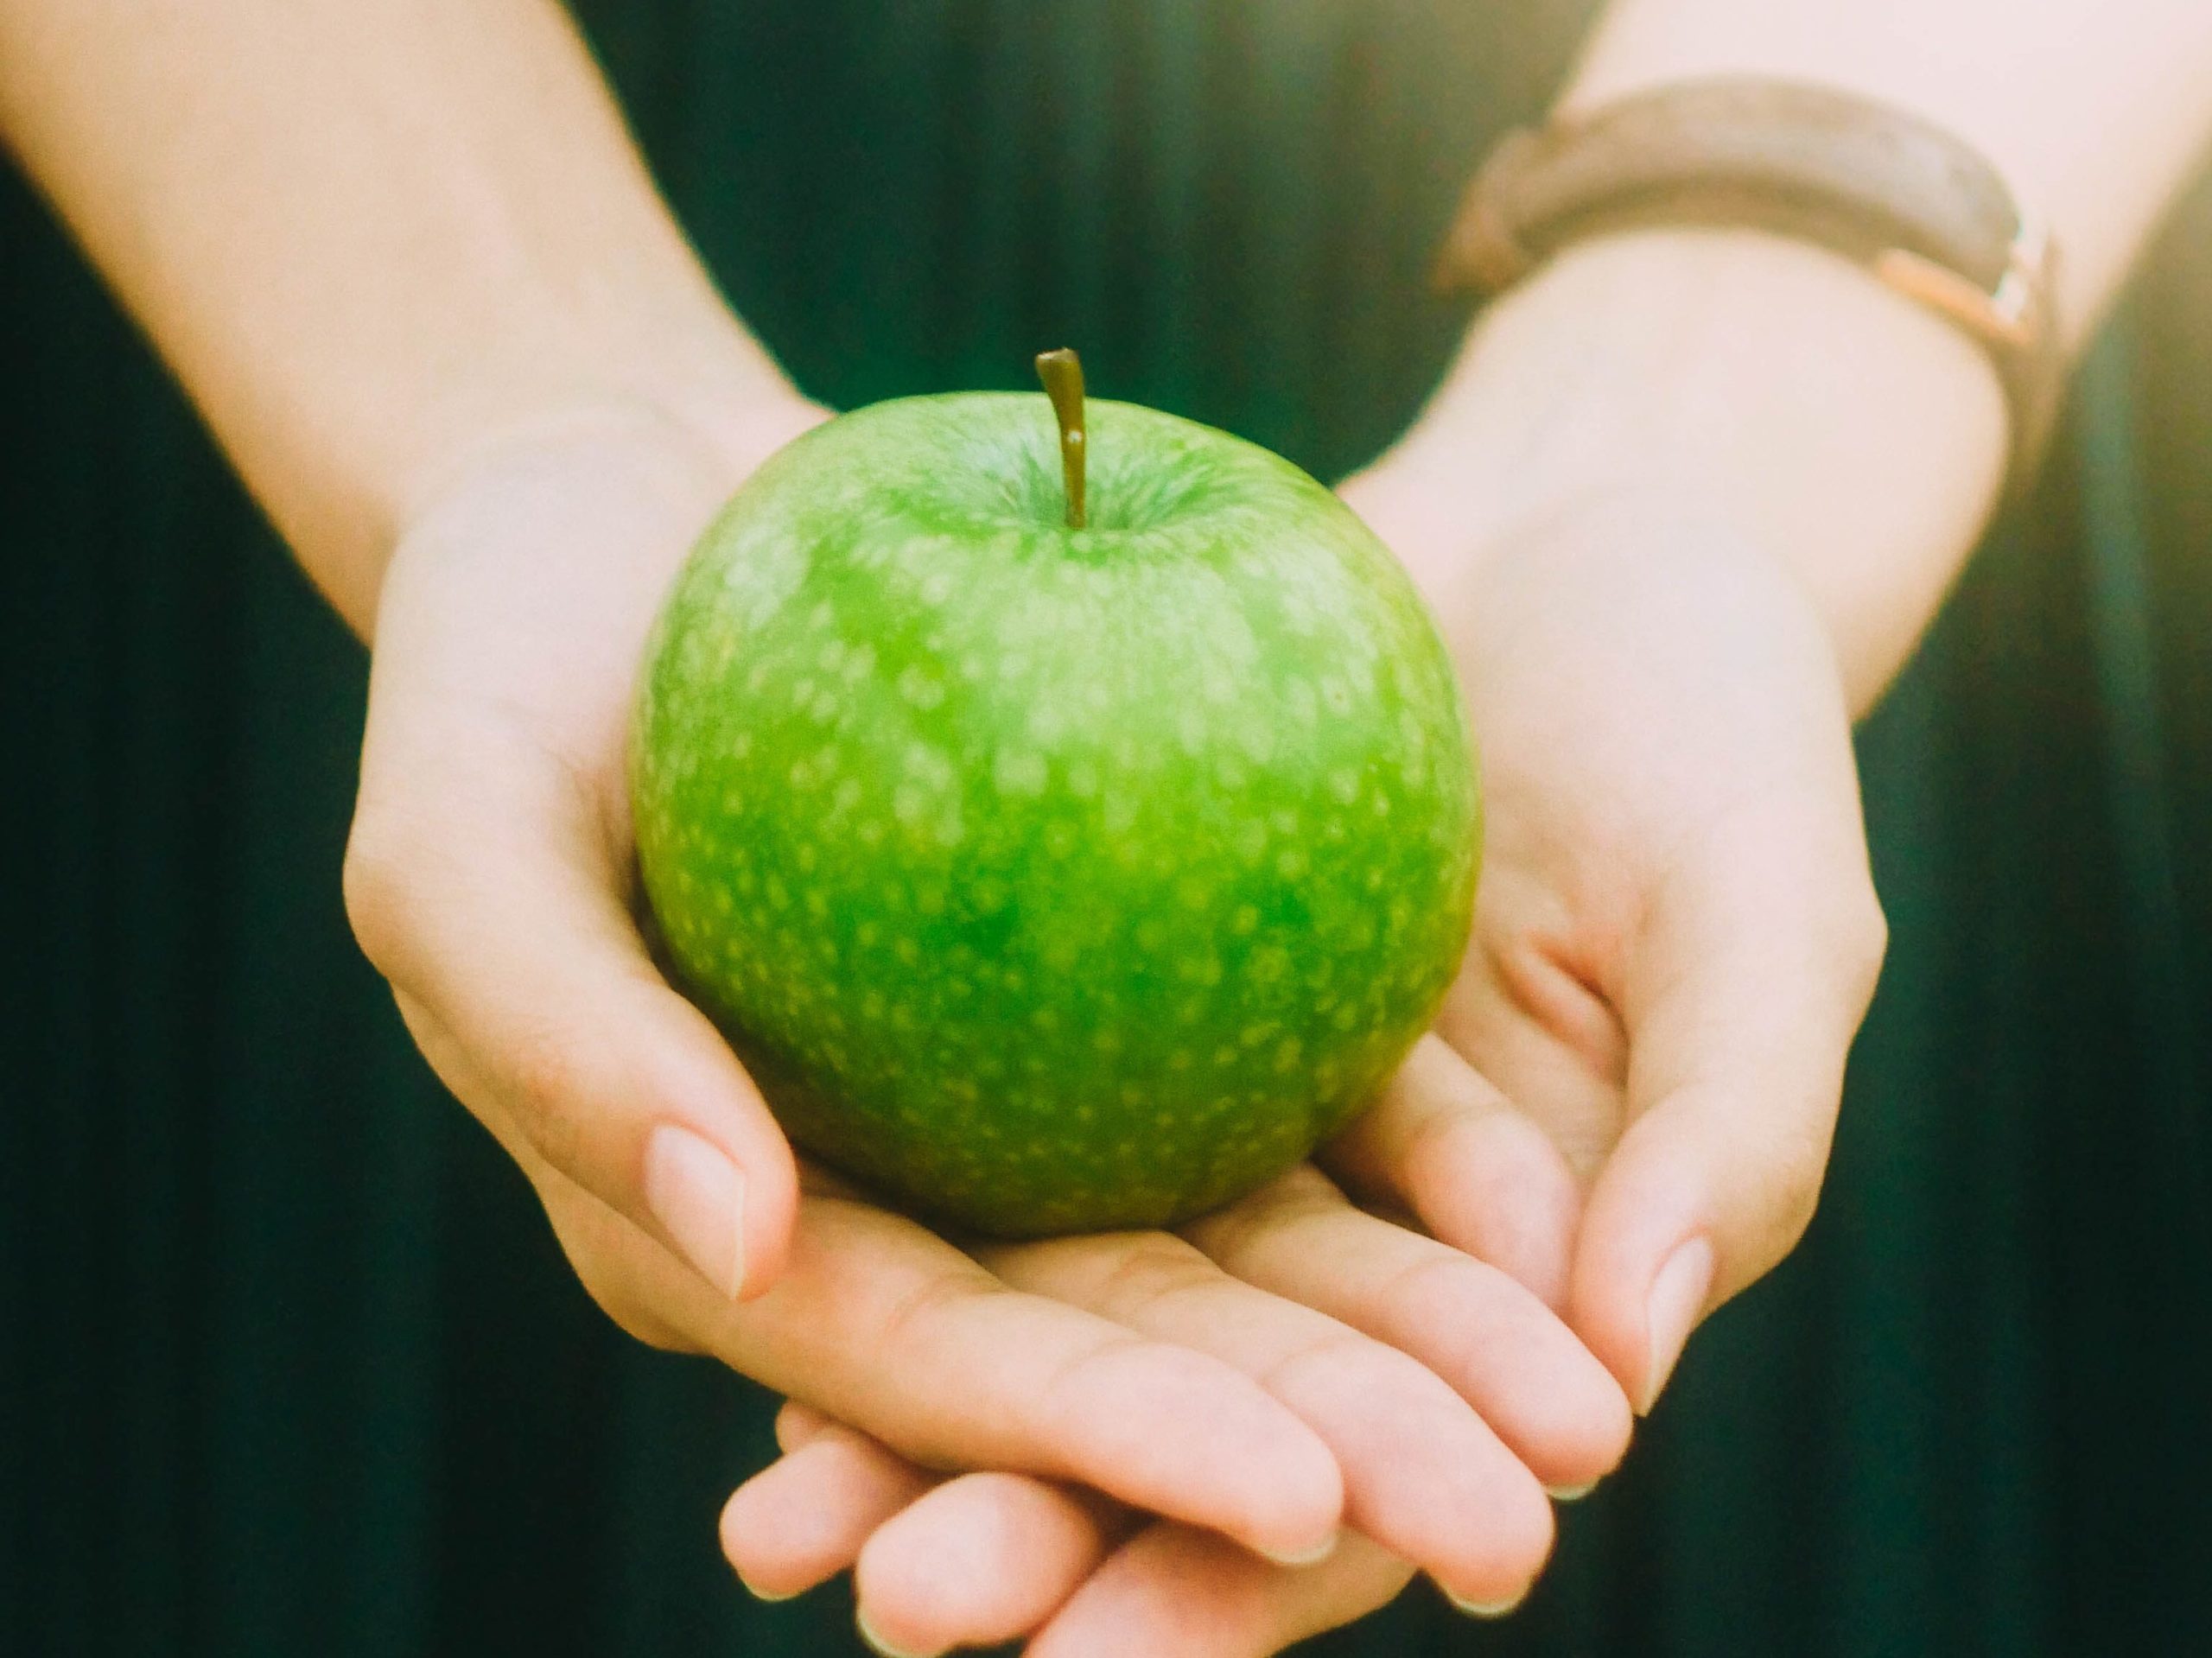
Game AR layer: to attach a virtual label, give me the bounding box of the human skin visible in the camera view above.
[719,3,2212,1653]
[0,0,1626,1616]
[7,0,2212,1651]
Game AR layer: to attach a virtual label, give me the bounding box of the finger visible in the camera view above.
[855,1474,1125,1655]
[982,1229,1553,1608]
[729,1416,1128,1650]
[759,1199,1344,1563]
[776,1397,834,1452]
[346,700,798,1301]
[1186,1167,1632,1496]
[515,1163,1345,1564]
[1029,1524,1418,1658]
[1573,805,1885,1413]
[1325,1033,1582,1307]
[720,1425,937,1602]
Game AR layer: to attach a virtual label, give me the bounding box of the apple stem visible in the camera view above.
[1034,347,1088,529]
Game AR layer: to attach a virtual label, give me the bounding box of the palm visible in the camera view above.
[740,486,1890,1657]
[1338,489,1885,1388]
[347,411,1631,1656]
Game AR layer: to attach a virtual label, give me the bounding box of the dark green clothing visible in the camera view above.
[4,3,2209,1653]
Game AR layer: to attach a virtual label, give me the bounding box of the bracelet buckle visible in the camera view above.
[1873,213,2052,355]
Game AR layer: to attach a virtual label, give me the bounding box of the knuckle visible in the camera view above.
[537,1189,699,1353]
[1029,1330,1156,1442]
[1446,1479,1555,1599]
[1840,886,1890,998]
[496,1022,595,1170]
[1760,1125,1832,1263]
[1259,1327,1379,1399]
[1089,1235,1221,1318]
[1183,1167,1337,1267]
[587,1280,697,1352]
[875,1268,1001,1361]
[1392,1086,1491,1181]
[340,814,419,977]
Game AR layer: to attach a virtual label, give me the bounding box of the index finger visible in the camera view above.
[726,1194,1345,1565]
[520,1153,1347,1566]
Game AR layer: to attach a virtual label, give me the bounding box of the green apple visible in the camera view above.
[632,354,1478,1236]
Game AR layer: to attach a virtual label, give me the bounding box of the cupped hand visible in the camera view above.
[721,478,1883,1656]
[344,394,834,1302]
[729,1401,1418,1658]
[536,1071,1627,1647]
[340,399,1627,1614]
[717,1122,1628,1658]
[1335,476,1887,1410]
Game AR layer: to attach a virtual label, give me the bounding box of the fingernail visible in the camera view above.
[1639,1236,1714,1413]
[735,1572,799,1604]
[855,1606,938,1658]
[1547,1482,1596,1502]
[1447,1587,1529,1618]
[1258,1528,1341,1567]
[643,1124,747,1299]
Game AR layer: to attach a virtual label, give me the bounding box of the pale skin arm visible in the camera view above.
[0,0,800,630]
[1389,0,2212,711]
[737,7,2212,1655]
[1,0,814,1292]
[1364,0,2212,1410]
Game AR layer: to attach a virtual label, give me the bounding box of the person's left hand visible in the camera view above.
[720,456,1887,1658]
[1332,473,1887,1412]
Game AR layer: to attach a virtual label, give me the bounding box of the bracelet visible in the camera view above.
[1433,77,2062,494]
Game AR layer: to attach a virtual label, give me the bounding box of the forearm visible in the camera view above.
[0,0,799,636]
[1371,2,2212,714]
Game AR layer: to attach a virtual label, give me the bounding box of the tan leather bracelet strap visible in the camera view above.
[1435,77,2061,491]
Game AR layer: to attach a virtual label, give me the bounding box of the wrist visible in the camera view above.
[346,327,821,641]
[1355,228,2009,712]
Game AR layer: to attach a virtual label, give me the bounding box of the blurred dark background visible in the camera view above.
[4,3,2210,1653]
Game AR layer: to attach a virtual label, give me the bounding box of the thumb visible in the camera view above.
[345,704,798,1302]
[1569,805,1885,1413]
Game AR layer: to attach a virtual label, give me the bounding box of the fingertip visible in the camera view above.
[632,994,804,1308]
[644,994,800,1301]
[1240,1426,1345,1566]
[708,1067,800,1304]
[1054,1342,1344,1564]
[718,1476,815,1602]
[718,1432,934,1603]
[775,1399,833,1452]
[1028,1524,1415,1658]
[1568,1128,1721,1413]
[855,1474,1110,1655]
[1580,1368,1637,1478]
[1364,1241,1629,1491]
[1431,1477,1554,1613]
[1501,1338,1636,1489]
[731,1153,795,1301]
[1422,1108,1581,1311]
[855,1604,939,1658]
[1358,1396,1553,1610]
[852,1519,967,1652]
[1198,1404,1344,1566]
[1504,1290,1637,1482]
[1633,1236,1714,1413]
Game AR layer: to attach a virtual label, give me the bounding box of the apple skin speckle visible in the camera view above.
[632,393,1480,1238]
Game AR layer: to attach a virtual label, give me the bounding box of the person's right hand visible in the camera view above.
[573,1136,1624,1618]
[713,461,1891,1658]
[715,1083,1634,1658]
[341,400,1627,1612]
